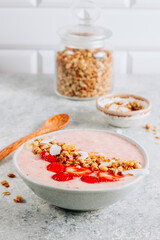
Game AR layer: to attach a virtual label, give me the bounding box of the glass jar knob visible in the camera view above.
[72,0,101,26]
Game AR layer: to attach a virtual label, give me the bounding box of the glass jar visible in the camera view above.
[55,2,113,100]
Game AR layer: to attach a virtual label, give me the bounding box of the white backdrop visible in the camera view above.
[0,0,160,74]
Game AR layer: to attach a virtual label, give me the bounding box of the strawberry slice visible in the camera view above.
[52,172,73,182]
[65,165,92,177]
[97,171,122,182]
[40,151,57,162]
[47,162,65,173]
[81,175,100,184]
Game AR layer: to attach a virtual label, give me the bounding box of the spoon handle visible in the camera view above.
[0,128,45,161]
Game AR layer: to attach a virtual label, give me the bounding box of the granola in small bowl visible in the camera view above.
[96,94,151,127]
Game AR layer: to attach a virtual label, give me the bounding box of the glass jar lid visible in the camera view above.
[58,0,112,48]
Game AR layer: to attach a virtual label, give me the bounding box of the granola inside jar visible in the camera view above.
[55,4,113,100]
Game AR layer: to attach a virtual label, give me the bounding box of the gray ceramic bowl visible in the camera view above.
[14,130,149,211]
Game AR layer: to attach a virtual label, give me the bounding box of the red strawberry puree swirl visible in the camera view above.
[17,130,145,189]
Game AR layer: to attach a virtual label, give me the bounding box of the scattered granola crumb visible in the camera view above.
[153,126,158,132]
[155,142,160,144]
[155,136,160,139]
[100,166,108,172]
[145,124,151,132]
[13,196,23,203]
[1,180,10,187]
[2,191,10,195]
[8,173,16,178]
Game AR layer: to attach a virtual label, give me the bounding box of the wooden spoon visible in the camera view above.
[0,113,70,161]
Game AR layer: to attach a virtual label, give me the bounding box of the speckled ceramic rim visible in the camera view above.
[96,94,151,117]
[13,129,149,193]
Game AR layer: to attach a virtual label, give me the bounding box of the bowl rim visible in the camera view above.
[13,129,149,193]
[96,93,151,117]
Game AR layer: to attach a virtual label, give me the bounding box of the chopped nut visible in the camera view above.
[32,147,42,154]
[62,144,76,151]
[8,173,16,178]
[91,162,99,171]
[1,180,7,185]
[145,124,151,131]
[35,138,44,143]
[105,103,113,110]
[49,140,56,144]
[1,180,10,187]
[117,166,123,173]
[32,141,39,147]
[134,162,141,169]
[153,126,158,132]
[113,157,119,161]
[40,144,51,150]
[100,166,108,172]
[2,191,10,195]
[13,196,23,203]
[155,136,160,139]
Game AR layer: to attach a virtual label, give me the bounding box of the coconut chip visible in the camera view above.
[123,169,149,176]
[79,151,88,160]
[50,144,61,155]
[40,137,55,144]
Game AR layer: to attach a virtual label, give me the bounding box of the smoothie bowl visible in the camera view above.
[14,129,149,211]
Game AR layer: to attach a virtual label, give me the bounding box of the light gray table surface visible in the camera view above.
[0,73,160,240]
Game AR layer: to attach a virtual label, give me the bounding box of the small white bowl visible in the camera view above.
[14,130,149,211]
[96,94,151,128]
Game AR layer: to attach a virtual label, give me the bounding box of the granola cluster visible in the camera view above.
[125,101,144,111]
[105,100,144,112]
[13,196,23,203]
[1,180,10,187]
[25,138,141,176]
[56,47,112,98]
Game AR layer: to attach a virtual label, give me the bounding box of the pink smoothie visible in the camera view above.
[17,130,145,189]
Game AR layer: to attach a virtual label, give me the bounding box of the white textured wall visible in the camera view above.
[0,0,160,74]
